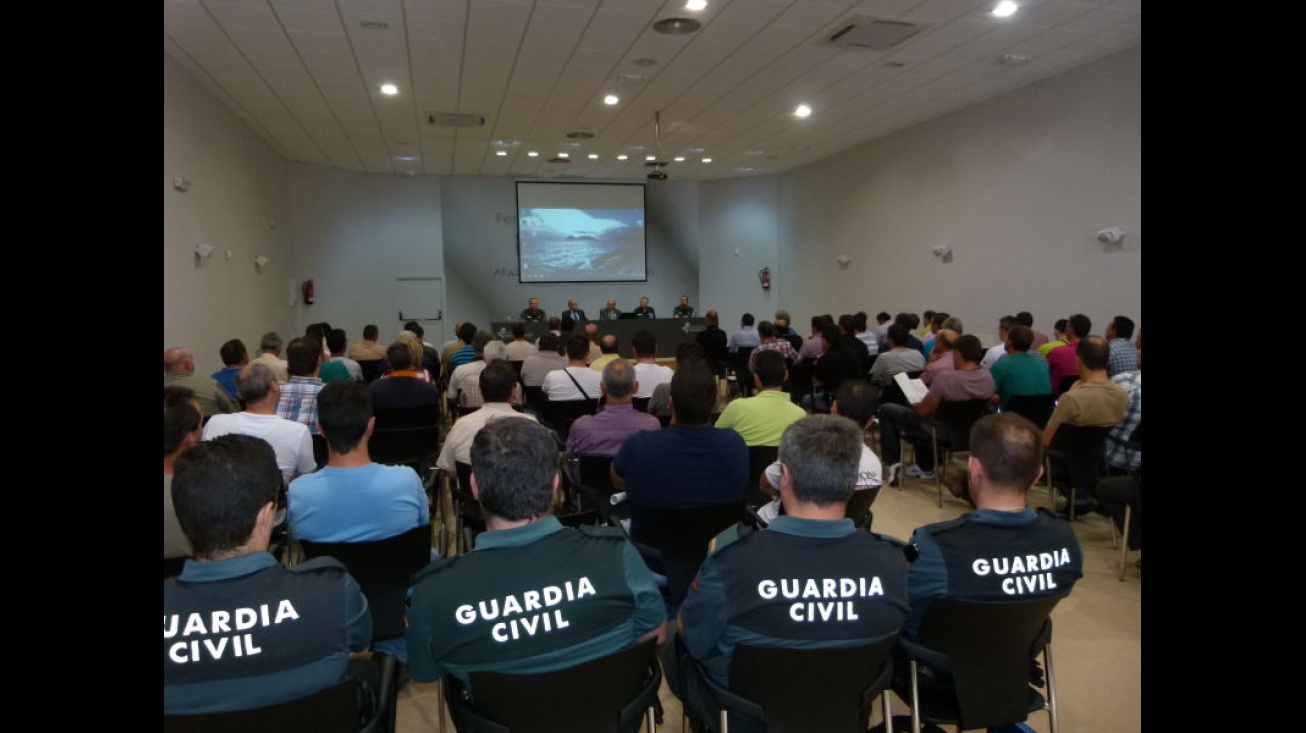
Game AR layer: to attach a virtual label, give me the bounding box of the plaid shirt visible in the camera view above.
[1108,338,1139,377]
[748,338,799,372]
[1104,370,1141,470]
[277,376,324,435]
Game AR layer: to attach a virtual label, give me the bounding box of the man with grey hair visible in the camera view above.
[164,347,238,418]
[669,415,910,732]
[446,331,501,409]
[566,359,660,459]
[251,331,290,384]
[406,419,666,704]
[202,362,316,484]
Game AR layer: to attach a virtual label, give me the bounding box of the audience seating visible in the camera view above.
[448,639,661,733]
[541,398,599,442]
[629,502,745,607]
[1003,393,1057,429]
[744,445,779,508]
[920,398,992,507]
[1045,423,1112,519]
[357,360,387,384]
[894,595,1065,733]
[726,347,757,399]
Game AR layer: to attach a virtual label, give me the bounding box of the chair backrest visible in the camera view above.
[633,503,744,605]
[357,359,386,384]
[726,636,897,733]
[578,455,617,496]
[297,524,433,641]
[1004,393,1057,428]
[312,433,330,468]
[1047,423,1113,492]
[164,653,398,733]
[909,594,1064,730]
[631,396,651,413]
[784,360,815,406]
[455,640,660,733]
[731,347,757,396]
[522,385,547,416]
[541,398,599,439]
[931,398,992,449]
[1055,374,1079,396]
[745,445,779,507]
[845,487,880,528]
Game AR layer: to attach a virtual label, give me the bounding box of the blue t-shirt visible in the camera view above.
[613,425,748,511]
[288,463,429,542]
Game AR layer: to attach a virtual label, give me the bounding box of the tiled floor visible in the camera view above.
[396,461,1141,733]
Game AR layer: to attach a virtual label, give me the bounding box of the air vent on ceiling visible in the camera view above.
[426,112,486,128]
[824,16,926,50]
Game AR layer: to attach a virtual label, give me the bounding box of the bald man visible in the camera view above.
[163,347,238,418]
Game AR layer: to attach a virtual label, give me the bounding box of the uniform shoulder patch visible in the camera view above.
[707,522,752,556]
[289,556,348,577]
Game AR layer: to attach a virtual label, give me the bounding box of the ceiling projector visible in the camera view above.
[647,168,668,181]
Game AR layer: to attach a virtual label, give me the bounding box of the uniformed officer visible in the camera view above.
[519,297,546,322]
[632,296,656,319]
[672,295,696,318]
[904,412,1084,638]
[405,419,666,706]
[164,434,373,715]
[669,415,910,732]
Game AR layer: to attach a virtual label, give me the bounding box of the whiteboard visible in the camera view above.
[395,277,445,346]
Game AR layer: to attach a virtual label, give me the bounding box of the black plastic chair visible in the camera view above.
[164,652,398,733]
[1003,393,1057,429]
[728,347,757,398]
[702,635,899,733]
[357,359,387,384]
[297,524,433,642]
[451,461,485,553]
[630,503,744,606]
[846,486,881,529]
[312,433,330,469]
[1054,374,1079,397]
[895,595,1065,733]
[912,398,991,506]
[163,556,188,579]
[522,385,548,417]
[368,405,440,481]
[541,398,599,442]
[745,445,779,508]
[449,639,662,733]
[1045,423,1112,519]
[631,396,652,413]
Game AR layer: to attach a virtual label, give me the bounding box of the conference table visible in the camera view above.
[491,317,707,360]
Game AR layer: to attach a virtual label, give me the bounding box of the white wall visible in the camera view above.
[163,53,294,375]
[772,45,1142,337]
[698,177,782,329]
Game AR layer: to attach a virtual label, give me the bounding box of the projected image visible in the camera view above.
[519,208,646,282]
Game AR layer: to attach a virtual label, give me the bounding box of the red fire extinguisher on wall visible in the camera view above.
[759,267,771,290]
[301,279,316,305]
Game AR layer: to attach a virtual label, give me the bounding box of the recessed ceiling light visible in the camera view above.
[603,94,619,105]
[617,154,629,161]
[558,153,570,158]
[566,131,594,140]
[394,155,417,162]
[652,17,702,35]
[628,144,646,151]
[527,151,539,157]
[360,21,388,29]
[673,156,685,162]
[999,52,1031,65]
[737,166,755,172]
[794,104,812,118]
[491,138,520,146]
[685,0,707,10]
[495,150,507,157]
[588,153,599,160]
[646,155,657,161]
[992,1,1018,17]
[633,58,658,67]
[380,83,399,95]
[701,157,713,163]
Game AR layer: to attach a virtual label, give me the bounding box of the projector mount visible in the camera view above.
[646,110,669,180]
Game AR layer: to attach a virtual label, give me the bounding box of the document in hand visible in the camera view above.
[894,371,930,404]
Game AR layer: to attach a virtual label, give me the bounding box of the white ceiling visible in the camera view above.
[164,0,1140,182]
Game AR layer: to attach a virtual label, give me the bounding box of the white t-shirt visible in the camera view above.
[202,412,317,483]
[757,443,883,523]
[543,366,603,401]
[633,362,674,398]
[980,343,1008,369]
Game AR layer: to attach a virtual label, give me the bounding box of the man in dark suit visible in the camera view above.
[563,299,588,323]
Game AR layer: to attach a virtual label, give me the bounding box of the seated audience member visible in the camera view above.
[1016,311,1049,351]
[542,334,603,401]
[566,359,660,459]
[503,322,539,361]
[632,329,674,399]
[649,342,706,418]
[164,347,238,418]
[276,336,326,435]
[747,321,799,372]
[368,342,443,416]
[773,310,798,339]
[438,321,466,377]
[320,328,363,383]
[839,314,872,373]
[446,331,496,409]
[915,310,937,342]
[203,363,317,485]
[852,311,879,357]
[404,321,442,376]
[797,315,830,361]
[756,379,884,523]
[406,420,666,697]
[1106,315,1139,377]
[668,415,909,732]
[868,324,927,387]
[164,434,372,714]
[803,323,863,413]
[348,324,388,362]
[520,331,566,388]
[289,380,430,663]
[879,335,994,484]
[696,310,730,378]
[211,339,249,401]
[1046,314,1091,391]
[584,322,603,363]
[252,331,291,384]
[1036,318,1069,357]
[873,311,893,352]
[588,333,622,372]
[989,325,1051,411]
[980,316,1018,369]
[920,329,958,386]
[1096,466,1142,561]
[436,360,537,472]
[895,313,926,355]
[448,322,479,372]
[612,363,748,541]
[903,413,1083,638]
[728,313,760,356]
[715,350,805,447]
[1104,328,1142,474]
[1044,336,1129,515]
[165,386,203,560]
[393,331,435,383]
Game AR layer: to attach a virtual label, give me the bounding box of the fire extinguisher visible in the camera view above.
[759,267,771,290]
[301,279,316,305]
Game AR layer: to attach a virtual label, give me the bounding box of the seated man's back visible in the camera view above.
[164,434,371,714]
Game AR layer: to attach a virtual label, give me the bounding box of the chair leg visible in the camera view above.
[1044,643,1058,733]
[437,678,447,733]
[720,708,730,733]
[1117,504,1132,582]
[881,689,893,732]
[910,660,922,733]
[645,704,656,733]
